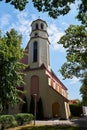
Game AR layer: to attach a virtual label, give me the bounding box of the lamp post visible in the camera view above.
[33,94,37,125]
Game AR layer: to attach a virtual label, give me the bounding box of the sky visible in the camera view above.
[0,1,82,100]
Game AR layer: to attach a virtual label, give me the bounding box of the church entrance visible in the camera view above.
[52,102,60,118]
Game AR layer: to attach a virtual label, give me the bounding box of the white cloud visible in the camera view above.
[0,10,36,47]
[48,24,65,52]
[70,1,79,15]
[11,11,32,37]
[0,11,32,44]
[0,10,66,51]
[9,11,36,47]
[69,76,80,85]
[61,22,68,28]
[0,14,12,27]
[11,12,66,50]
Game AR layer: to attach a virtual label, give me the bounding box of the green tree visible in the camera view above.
[32,0,87,25]
[22,95,28,113]
[69,104,83,117]
[29,95,35,115]
[58,25,87,79]
[58,25,87,104]
[0,0,28,11]
[0,29,25,113]
[0,0,87,25]
[37,97,44,120]
[80,75,87,105]
[76,0,87,25]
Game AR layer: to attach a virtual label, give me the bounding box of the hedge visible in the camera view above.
[0,115,17,129]
[70,104,83,117]
[15,113,34,125]
[0,113,34,129]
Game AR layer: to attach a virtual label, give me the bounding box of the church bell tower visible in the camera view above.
[28,19,50,70]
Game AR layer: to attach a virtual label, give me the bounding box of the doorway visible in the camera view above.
[52,102,60,117]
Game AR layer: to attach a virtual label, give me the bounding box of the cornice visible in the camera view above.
[29,36,50,44]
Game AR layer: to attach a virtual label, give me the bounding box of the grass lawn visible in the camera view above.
[12,125,84,130]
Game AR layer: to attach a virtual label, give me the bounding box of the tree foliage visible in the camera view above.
[32,0,87,25]
[58,25,87,104]
[0,0,87,25]
[69,104,82,117]
[0,29,25,113]
[80,75,87,105]
[22,95,28,113]
[0,0,28,11]
[58,25,87,79]
[76,0,87,25]
[29,95,35,115]
[32,0,75,18]
[37,97,44,120]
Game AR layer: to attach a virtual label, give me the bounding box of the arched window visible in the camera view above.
[41,23,44,29]
[33,41,38,62]
[31,75,39,100]
[36,23,38,29]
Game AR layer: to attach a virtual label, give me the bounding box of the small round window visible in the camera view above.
[35,32,38,36]
[41,23,44,29]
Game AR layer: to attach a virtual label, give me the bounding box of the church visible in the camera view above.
[19,18,70,119]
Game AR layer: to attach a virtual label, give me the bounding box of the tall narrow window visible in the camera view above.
[41,23,44,29]
[33,41,38,62]
[36,23,38,29]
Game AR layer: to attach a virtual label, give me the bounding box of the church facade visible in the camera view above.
[19,19,70,119]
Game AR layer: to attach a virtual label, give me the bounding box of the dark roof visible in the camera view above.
[31,18,48,27]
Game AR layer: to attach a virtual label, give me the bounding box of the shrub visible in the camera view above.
[29,95,35,115]
[0,115,17,129]
[70,104,83,117]
[37,97,44,120]
[15,113,34,125]
[22,95,28,113]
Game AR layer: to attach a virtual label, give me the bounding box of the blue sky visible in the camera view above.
[0,1,82,100]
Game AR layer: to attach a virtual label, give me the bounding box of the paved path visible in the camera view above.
[34,116,87,127]
[70,116,87,127]
[8,116,87,130]
[35,120,75,126]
